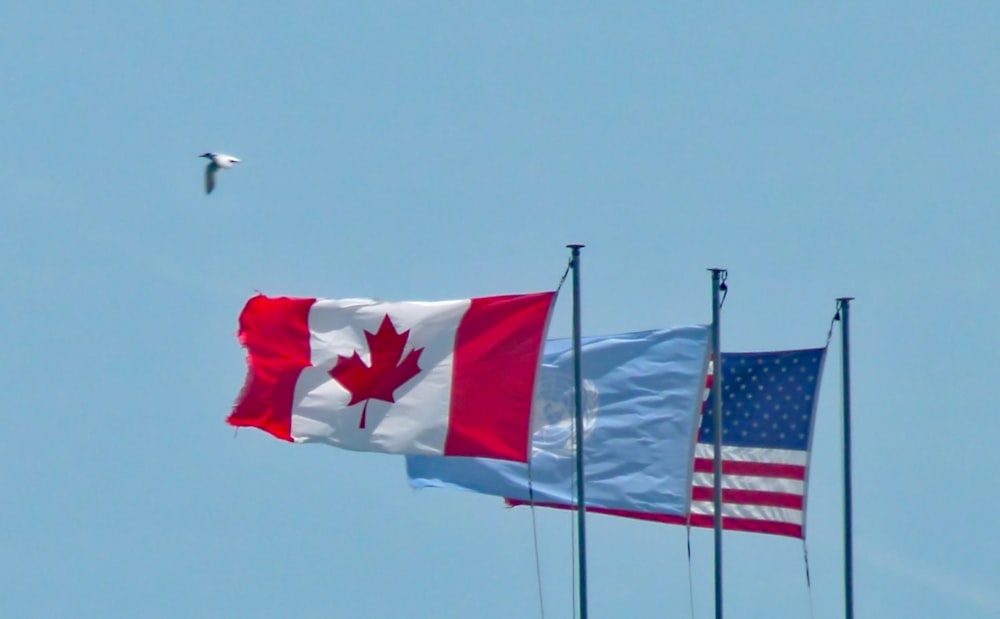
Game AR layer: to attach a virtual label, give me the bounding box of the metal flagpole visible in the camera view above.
[837,297,855,619]
[709,268,726,619]
[567,244,588,619]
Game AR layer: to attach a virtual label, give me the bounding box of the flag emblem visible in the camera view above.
[328,315,424,429]
[531,367,600,455]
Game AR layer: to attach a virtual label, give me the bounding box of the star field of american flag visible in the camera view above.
[691,348,827,538]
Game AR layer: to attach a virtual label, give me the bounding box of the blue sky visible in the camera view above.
[3,3,998,617]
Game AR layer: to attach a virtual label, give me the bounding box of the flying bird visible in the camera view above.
[200,152,241,194]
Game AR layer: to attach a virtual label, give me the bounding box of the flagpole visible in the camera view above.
[567,244,588,619]
[709,268,726,619]
[837,297,855,619]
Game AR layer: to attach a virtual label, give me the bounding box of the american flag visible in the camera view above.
[505,348,827,539]
[687,348,827,538]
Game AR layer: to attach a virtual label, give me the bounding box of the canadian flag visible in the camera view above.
[229,291,556,462]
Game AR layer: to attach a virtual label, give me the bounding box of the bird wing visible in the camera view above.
[205,161,219,194]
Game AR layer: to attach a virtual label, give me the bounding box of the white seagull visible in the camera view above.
[199,152,241,194]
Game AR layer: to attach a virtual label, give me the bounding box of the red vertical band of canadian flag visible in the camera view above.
[228,292,556,462]
[444,295,556,460]
[230,295,314,442]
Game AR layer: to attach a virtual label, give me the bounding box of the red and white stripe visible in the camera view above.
[685,443,808,538]
[545,443,809,538]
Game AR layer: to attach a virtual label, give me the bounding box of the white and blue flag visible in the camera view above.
[406,326,711,516]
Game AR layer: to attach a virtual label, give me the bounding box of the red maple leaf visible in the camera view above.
[328,315,424,429]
